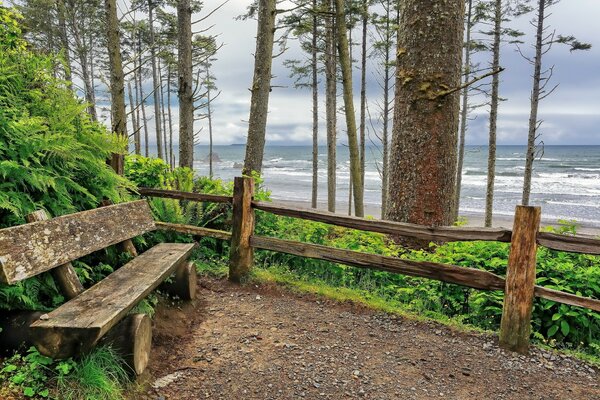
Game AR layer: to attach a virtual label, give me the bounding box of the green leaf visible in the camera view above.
[560,320,570,337]
[23,387,35,397]
[547,325,559,337]
[551,313,562,321]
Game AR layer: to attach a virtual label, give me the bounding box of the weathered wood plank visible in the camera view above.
[537,231,600,255]
[534,286,600,312]
[500,206,541,354]
[26,210,84,299]
[250,235,506,291]
[252,201,513,243]
[100,200,138,257]
[229,177,255,282]
[0,201,156,284]
[138,187,233,204]
[30,242,196,359]
[155,221,232,241]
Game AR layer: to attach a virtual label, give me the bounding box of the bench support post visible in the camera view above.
[26,210,84,299]
[229,176,255,283]
[499,205,541,354]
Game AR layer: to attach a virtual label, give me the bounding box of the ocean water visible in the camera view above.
[188,145,600,225]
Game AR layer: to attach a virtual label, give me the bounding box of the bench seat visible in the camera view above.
[30,242,197,359]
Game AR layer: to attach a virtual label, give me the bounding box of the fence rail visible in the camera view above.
[140,177,600,354]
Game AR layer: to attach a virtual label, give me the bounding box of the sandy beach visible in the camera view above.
[272,199,600,237]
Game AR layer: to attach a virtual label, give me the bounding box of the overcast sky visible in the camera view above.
[161,0,600,147]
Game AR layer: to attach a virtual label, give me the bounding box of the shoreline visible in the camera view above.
[271,198,600,237]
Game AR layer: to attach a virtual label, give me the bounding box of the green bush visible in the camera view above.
[0,5,130,312]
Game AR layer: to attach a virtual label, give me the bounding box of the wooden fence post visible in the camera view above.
[26,210,85,299]
[499,205,541,354]
[229,176,255,282]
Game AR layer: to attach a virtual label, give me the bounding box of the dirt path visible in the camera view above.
[133,277,599,400]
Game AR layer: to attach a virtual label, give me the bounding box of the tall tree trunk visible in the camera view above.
[105,0,127,174]
[128,81,141,154]
[455,0,474,221]
[485,0,502,226]
[158,60,169,166]
[178,0,194,169]
[56,0,73,90]
[311,0,319,209]
[243,0,276,175]
[522,0,545,206]
[325,0,337,213]
[335,0,364,217]
[167,63,174,168]
[359,0,368,205]
[206,66,214,178]
[386,0,464,226]
[148,0,163,159]
[347,23,353,217]
[380,0,393,220]
[136,33,149,157]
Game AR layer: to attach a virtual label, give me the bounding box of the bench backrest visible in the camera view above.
[0,200,156,284]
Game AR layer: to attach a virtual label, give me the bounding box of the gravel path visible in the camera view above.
[133,277,599,400]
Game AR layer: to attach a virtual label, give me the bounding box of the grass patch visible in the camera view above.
[56,347,129,400]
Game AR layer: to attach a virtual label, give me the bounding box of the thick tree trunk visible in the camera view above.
[178,0,194,169]
[335,0,364,217]
[311,0,319,209]
[325,0,337,213]
[386,0,464,226]
[485,0,502,227]
[148,1,163,159]
[522,0,545,206]
[105,0,127,175]
[455,0,473,221]
[243,0,276,176]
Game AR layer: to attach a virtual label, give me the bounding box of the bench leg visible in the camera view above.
[101,314,152,376]
[161,261,197,301]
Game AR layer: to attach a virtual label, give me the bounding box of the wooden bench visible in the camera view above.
[0,200,197,373]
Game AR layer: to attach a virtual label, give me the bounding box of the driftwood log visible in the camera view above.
[100,313,152,375]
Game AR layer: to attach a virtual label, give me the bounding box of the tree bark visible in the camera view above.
[311,0,319,209]
[148,0,163,159]
[386,0,464,226]
[178,0,194,169]
[325,0,337,213]
[335,0,364,217]
[243,0,277,176]
[455,0,473,221]
[105,0,127,175]
[522,0,545,206]
[485,0,502,226]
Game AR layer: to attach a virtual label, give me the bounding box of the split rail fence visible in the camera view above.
[139,177,600,354]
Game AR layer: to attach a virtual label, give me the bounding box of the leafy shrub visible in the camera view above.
[0,6,130,311]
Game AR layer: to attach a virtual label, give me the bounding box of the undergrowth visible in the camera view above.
[0,346,128,399]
